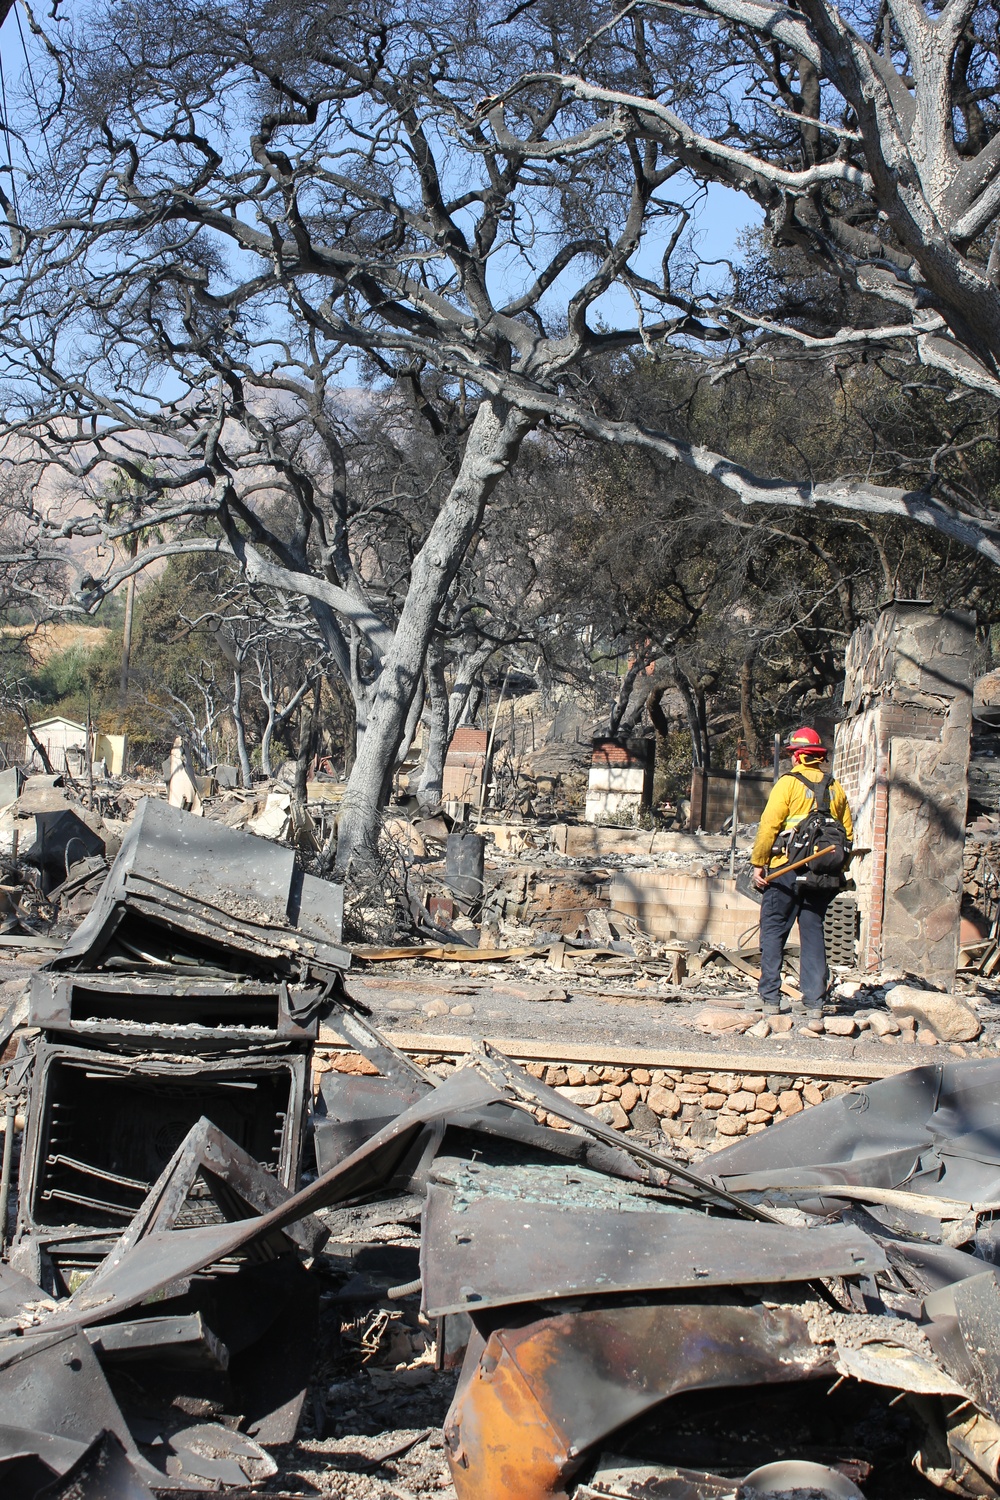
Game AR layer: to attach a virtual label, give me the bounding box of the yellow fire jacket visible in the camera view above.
[751,764,854,871]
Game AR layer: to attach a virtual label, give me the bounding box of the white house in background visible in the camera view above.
[24,719,129,776]
[25,716,88,774]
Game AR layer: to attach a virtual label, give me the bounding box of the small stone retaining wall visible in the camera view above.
[315,1039,876,1154]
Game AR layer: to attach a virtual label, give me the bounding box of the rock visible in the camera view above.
[917,1027,939,1046]
[727,1090,756,1113]
[385,998,419,1013]
[886,985,981,1042]
[768,1075,794,1093]
[747,1122,769,1133]
[824,1016,857,1037]
[602,1085,622,1100]
[619,1083,640,1112]
[605,1067,629,1085]
[746,1019,771,1039]
[836,980,863,999]
[743,1076,767,1093]
[755,1092,779,1113]
[747,1108,772,1125]
[588,1100,629,1130]
[423,999,450,1018]
[777,1090,803,1115]
[627,1101,660,1133]
[555,1084,603,1107]
[801,1083,825,1106]
[566,1066,587,1086]
[868,1012,900,1037]
[332,1052,381,1076]
[716,1115,748,1137]
[694,1008,753,1033]
[701,1092,726,1110]
[804,1016,824,1033]
[545,1067,568,1086]
[770,1015,794,1033]
[709,1074,738,1093]
[450,1003,475,1017]
[686,1115,719,1148]
[647,1085,681,1117]
[632,1068,651,1085]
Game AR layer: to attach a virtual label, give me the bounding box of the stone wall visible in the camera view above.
[319,1046,870,1154]
[834,605,974,985]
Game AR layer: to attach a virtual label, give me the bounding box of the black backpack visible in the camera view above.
[784,772,851,889]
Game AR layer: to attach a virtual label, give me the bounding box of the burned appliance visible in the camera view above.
[10,799,345,1294]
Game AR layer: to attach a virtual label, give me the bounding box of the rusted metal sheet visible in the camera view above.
[420,1187,884,1316]
[443,1298,835,1500]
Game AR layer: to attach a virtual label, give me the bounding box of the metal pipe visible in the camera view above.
[0,1100,15,1253]
[729,762,742,879]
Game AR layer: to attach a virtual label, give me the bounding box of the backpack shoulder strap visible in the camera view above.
[789,770,832,811]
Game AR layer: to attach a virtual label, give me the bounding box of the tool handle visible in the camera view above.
[763,844,836,884]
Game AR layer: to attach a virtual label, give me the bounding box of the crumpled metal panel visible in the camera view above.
[48,798,347,974]
[0,1329,151,1481]
[19,1067,503,1340]
[421,1185,884,1316]
[443,1297,835,1500]
[925,1269,1000,1421]
[707,1061,1000,1208]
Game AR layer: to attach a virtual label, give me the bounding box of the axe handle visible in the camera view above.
[763,844,836,885]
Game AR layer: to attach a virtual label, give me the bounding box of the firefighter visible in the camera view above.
[751,727,854,1016]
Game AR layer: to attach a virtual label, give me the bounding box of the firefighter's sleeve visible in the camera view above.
[751,780,792,867]
[831,781,854,842]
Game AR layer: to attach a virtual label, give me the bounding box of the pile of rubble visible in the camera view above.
[3,805,1000,1496]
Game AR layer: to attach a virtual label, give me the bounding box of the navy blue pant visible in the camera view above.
[758,868,836,1009]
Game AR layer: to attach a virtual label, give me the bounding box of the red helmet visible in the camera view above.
[784,725,829,762]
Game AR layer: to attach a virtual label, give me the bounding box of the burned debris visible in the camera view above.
[7,801,1000,1499]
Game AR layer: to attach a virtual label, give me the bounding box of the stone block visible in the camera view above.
[777,1090,803,1115]
[802,1083,825,1106]
[588,1100,629,1130]
[628,1101,660,1134]
[632,1068,651,1085]
[702,1092,726,1110]
[716,1115,748,1136]
[695,1008,754,1033]
[824,1016,857,1036]
[619,1083,640,1113]
[566,1066,587,1086]
[755,1092,779,1113]
[747,1109,772,1125]
[555,1084,602,1106]
[727,1090,756,1113]
[647,1085,680,1117]
[743,1076,767,1093]
[709,1074,739,1093]
[886,985,981,1041]
[545,1066,568,1086]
